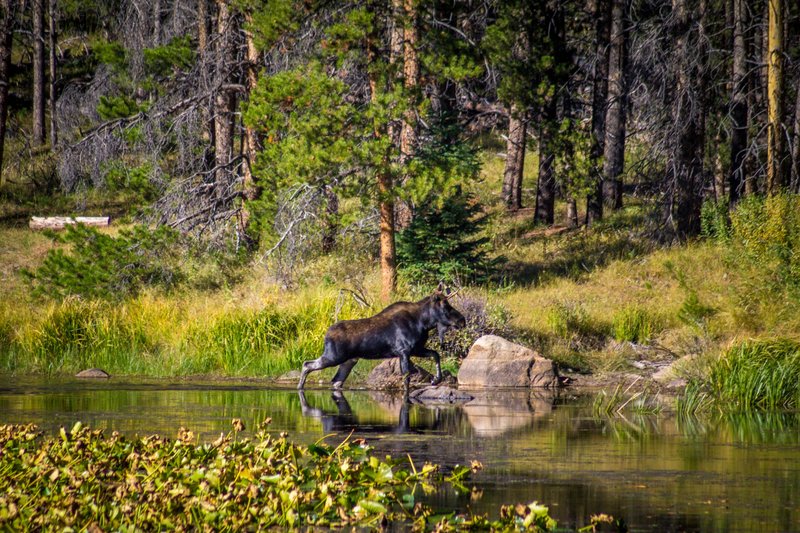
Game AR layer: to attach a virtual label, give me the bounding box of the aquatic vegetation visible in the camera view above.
[0,420,603,531]
[707,339,800,410]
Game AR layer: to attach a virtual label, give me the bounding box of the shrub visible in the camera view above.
[23,224,184,300]
[612,306,655,343]
[700,197,731,242]
[677,290,715,328]
[708,339,800,410]
[397,189,496,286]
[546,302,606,340]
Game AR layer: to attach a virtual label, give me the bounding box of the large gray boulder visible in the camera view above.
[458,335,559,388]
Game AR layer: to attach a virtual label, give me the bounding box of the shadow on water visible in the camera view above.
[1,376,799,532]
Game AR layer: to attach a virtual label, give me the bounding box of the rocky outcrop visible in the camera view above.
[458,335,559,388]
[409,386,474,404]
[367,359,457,390]
[75,368,111,379]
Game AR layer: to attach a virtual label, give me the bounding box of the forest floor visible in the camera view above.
[1,151,796,389]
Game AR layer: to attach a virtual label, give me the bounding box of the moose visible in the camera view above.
[297,284,467,389]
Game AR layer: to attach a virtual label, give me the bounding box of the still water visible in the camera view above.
[1,376,799,532]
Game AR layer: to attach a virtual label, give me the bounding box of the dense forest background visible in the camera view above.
[1,0,798,298]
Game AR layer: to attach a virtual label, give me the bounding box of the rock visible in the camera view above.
[652,354,702,383]
[75,368,110,379]
[276,370,302,382]
[367,359,456,390]
[409,386,474,404]
[458,335,559,388]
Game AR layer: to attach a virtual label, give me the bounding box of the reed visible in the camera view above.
[707,339,800,410]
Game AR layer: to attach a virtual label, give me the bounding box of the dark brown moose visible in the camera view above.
[297,285,466,389]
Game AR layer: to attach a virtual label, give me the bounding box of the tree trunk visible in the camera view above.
[48,0,56,148]
[153,0,161,46]
[367,1,395,302]
[400,0,418,158]
[602,0,628,211]
[0,0,14,184]
[766,0,783,195]
[395,0,418,230]
[586,0,610,225]
[745,1,766,196]
[213,0,234,189]
[502,104,526,211]
[670,0,704,237]
[729,0,747,204]
[198,0,208,53]
[240,10,261,236]
[791,80,800,191]
[534,114,556,225]
[32,0,45,145]
[321,184,339,254]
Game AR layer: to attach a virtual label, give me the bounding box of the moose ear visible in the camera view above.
[435,281,445,294]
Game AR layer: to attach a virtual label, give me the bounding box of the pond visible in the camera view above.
[1,376,799,532]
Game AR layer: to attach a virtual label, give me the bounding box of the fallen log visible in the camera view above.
[29,216,110,230]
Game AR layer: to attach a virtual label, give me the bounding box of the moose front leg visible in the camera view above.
[420,348,443,385]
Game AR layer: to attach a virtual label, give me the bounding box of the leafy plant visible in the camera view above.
[23,224,184,300]
[0,421,582,531]
[612,306,656,343]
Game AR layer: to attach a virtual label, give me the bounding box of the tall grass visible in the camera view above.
[0,289,365,377]
[612,306,657,343]
[707,340,800,410]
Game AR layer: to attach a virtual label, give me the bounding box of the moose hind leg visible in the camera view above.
[331,359,358,390]
[298,356,336,389]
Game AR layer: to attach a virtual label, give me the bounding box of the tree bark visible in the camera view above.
[502,104,526,211]
[534,112,556,225]
[321,184,339,254]
[197,0,208,53]
[367,1,395,302]
[670,0,705,237]
[240,10,261,235]
[0,0,15,184]
[395,0,417,230]
[586,0,610,225]
[48,0,56,148]
[153,0,161,46]
[766,0,783,195]
[213,0,234,189]
[32,0,45,145]
[729,0,747,204]
[791,79,800,191]
[602,0,628,211]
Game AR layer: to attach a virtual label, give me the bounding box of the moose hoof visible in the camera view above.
[430,376,442,386]
[332,381,344,390]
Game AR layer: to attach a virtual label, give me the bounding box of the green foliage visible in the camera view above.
[103,161,157,199]
[397,189,494,286]
[23,224,183,300]
[728,194,800,296]
[144,36,195,78]
[97,94,144,120]
[677,291,715,328]
[93,39,127,73]
[1,421,555,530]
[245,0,301,51]
[612,306,656,343]
[553,118,595,200]
[708,339,800,410]
[700,197,731,241]
[546,302,605,340]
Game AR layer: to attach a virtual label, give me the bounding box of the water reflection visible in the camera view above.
[1,377,799,532]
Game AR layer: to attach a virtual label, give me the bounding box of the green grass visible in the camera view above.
[707,339,800,410]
